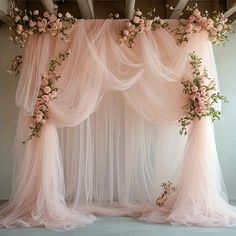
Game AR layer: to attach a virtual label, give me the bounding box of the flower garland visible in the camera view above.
[9,1,75,48]
[178,52,227,135]
[22,49,71,145]
[175,5,234,45]
[156,181,176,207]
[118,9,169,48]
[118,6,234,48]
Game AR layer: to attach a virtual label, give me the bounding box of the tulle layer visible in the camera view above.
[1,19,235,230]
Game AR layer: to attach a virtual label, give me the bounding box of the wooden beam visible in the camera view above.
[41,0,58,14]
[75,0,94,19]
[224,3,236,18]
[227,0,236,9]
[125,0,136,19]
[170,0,190,19]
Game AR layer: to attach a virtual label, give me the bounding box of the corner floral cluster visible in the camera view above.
[22,49,72,145]
[175,5,234,45]
[7,55,23,76]
[9,1,75,48]
[156,181,176,207]
[118,9,169,48]
[179,52,227,135]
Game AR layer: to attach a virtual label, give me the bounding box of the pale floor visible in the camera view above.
[1,201,236,236]
[1,216,236,236]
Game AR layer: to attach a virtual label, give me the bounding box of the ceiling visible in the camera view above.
[0,0,236,23]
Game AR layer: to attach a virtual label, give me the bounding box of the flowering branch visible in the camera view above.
[9,1,75,48]
[175,5,234,45]
[118,9,169,48]
[156,181,176,207]
[22,49,72,145]
[179,52,227,135]
[7,55,23,76]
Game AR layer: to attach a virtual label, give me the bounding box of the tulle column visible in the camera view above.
[141,117,236,226]
[0,122,95,230]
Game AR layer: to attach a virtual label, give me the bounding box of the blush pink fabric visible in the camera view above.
[1,19,236,230]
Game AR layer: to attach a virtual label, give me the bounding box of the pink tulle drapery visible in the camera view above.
[1,19,236,230]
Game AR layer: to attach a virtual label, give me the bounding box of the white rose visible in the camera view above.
[135,10,142,16]
[33,10,39,15]
[65,12,72,18]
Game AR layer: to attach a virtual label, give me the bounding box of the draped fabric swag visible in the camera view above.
[1,19,236,230]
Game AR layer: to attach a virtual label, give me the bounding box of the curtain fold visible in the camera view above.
[1,19,235,230]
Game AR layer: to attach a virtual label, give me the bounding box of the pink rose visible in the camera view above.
[43,86,51,94]
[23,15,29,21]
[189,15,195,22]
[217,24,223,32]
[40,119,46,125]
[192,85,198,92]
[51,91,57,98]
[36,115,42,122]
[133,16,140,24]
[41,79,48,87]
[17,24,23,31]
[29,20,36,28]
[122,29,129,36]
[126,22,132,28]
[193,9,201,17]
[42,95,49,101]
[186,24,193,33]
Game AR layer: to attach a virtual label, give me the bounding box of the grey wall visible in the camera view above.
[0,25,236,200]
[214,33,236,200]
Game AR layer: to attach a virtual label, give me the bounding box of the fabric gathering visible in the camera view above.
[1,19,236,230]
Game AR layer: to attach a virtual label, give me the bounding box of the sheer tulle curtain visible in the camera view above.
[1,19,236,230]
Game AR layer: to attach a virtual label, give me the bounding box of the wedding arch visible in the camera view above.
[1,3,236,230]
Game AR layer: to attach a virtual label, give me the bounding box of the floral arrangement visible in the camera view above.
[22,49,71,145]
[175,5,234,45]
[179,52,227,135]
[7,55,23,76]
[156,181,176,207]
[9,1,75,48]
[118,9,169,48]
